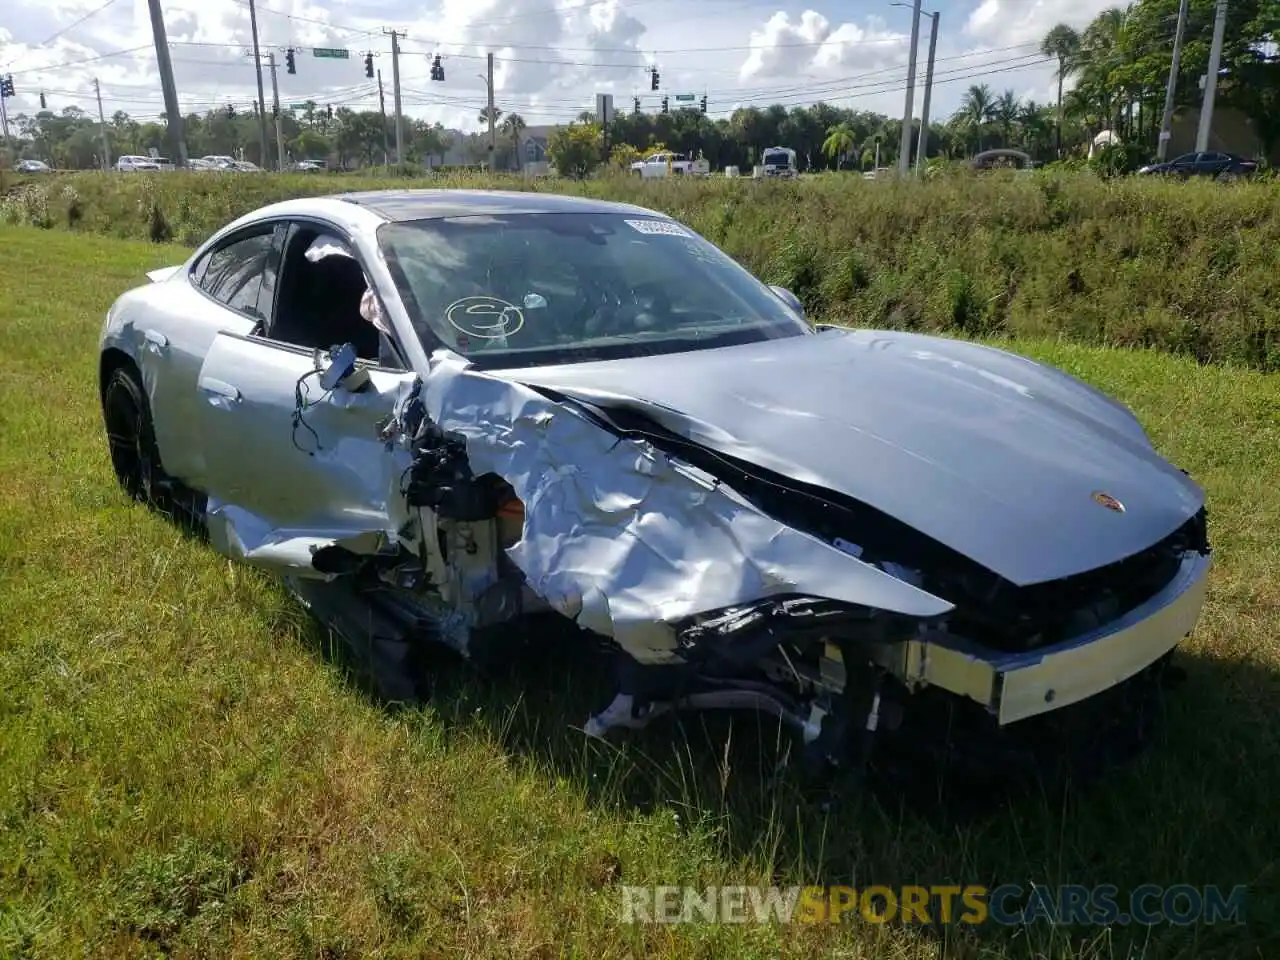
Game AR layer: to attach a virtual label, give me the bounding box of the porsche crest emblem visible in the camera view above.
[1092,491,1125,513]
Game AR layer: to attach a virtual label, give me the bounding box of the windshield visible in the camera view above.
[377,212,810,370]
[763,151,791,166]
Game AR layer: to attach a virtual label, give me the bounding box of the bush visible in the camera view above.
[8,169,1280,370]
[1088,142,1149,178]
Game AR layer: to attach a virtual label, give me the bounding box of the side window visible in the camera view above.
[197,231,277,319]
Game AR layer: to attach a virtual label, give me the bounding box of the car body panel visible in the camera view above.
[408,352,955,661]
[884,549,1211,724]
[103,261,257,483]
[506,327,1205,586]
[102,198,399,484]
[197,331,416,576]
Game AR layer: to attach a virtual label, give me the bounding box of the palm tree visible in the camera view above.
[821,123,856,168]
[478,105,503,129]
[955,84,995,154]
[1040,23,1080,158]
[994,90,1020,148]
[1078,7,1130,133]
[500,112,527,170]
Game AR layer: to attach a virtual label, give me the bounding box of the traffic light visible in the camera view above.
[700,95,707,113]
[650,67,659,91]
[430,55,444,82]
[633,96,640,115]
[40,91,47,109]
[364,52,374,78]
[326,104,334,119]
[285,48,296,74]
[0,75,14,99]
[661,96,668,114]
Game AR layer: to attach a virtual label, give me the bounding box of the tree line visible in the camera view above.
[4,0,1275,174]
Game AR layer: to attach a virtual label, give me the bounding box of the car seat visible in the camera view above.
[276,255,381,360]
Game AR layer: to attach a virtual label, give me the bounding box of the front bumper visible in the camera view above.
[879,550,1212,725]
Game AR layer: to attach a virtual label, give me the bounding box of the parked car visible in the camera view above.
[98,190,1212,777]
[15,159,52,173]
[199,155,239,171]
[1137,151,1258,180]
[117,155,161,172]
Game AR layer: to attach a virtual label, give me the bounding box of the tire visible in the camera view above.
[102,364,167,509]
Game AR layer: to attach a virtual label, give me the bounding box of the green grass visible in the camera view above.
[4,169,1280,371]
[1,225,1278,958]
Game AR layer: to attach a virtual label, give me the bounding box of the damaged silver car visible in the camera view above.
[99,190,1212,774]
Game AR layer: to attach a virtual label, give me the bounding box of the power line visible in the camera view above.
[0,0,123,69]
[7,24,1195,128]
[6,45,153,78]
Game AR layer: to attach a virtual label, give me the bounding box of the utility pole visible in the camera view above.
[0,87,10,151]
[486,52,497,160]
[384,29,404,165]
[246,0,270,168]
[914,10,939,177]
[146,0,188,165]
[267,51,285,171]
[377,69,390,172]
[94,78,111,170]
[1196,0,1228,152]
[1156,0,1191,161]
[897,0,922,176]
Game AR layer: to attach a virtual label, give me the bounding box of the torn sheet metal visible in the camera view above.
[410,353,954,665]
[510,328,1206,587]
[205,500,394,579]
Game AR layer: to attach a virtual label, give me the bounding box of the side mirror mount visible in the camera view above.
[319,342,368,391]
[769,284,805,319]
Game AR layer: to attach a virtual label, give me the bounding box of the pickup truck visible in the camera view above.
[630,151,711,179]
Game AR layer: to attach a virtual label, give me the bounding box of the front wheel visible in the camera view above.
[102,364,165,507]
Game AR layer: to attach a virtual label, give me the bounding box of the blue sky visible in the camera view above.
[0,0,1118,131]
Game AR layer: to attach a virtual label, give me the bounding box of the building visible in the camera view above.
[1168,106,1273,162]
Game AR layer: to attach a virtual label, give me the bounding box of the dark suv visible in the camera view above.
[1137,151,1258,180]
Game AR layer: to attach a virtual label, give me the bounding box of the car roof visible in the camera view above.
[333,188,665,222]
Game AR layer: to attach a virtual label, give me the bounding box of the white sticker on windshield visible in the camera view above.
[625,219,692,237]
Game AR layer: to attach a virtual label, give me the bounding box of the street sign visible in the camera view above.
[312,48,350,59]
[675,93,695,101]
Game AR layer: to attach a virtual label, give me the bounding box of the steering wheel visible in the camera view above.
[627,282,672,332]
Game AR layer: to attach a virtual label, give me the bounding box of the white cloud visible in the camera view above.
[0,0,1116,134]
[739,10,904,81]
[960,0,1116,46]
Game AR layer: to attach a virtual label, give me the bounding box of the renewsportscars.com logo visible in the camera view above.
[620,884,1248,927]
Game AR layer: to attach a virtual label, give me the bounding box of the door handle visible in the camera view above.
[143,329,169,354]
[198,377,242,408]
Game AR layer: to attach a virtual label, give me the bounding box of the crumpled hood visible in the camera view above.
[502,327,1205,587]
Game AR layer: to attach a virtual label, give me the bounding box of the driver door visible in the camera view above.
[195,332,416,576]
[193,222,417,576]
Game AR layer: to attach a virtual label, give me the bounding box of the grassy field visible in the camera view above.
[3,170,1280,371]
[1,225,1278,959]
